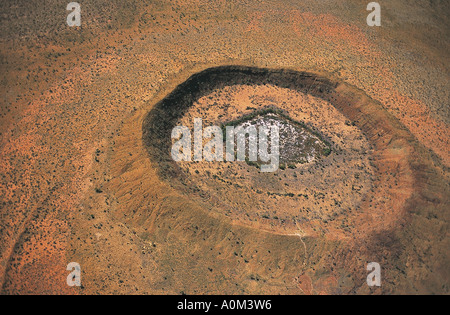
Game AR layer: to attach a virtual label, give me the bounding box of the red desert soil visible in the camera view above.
[0,0,448,294]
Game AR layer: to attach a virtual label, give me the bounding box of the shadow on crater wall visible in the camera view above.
[143,66,344,180]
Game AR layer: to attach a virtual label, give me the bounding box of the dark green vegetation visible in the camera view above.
[221,108,332,169]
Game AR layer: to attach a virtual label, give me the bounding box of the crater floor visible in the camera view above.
[172,81,374,234]
[225,110,332,166]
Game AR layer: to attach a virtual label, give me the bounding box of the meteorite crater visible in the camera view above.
[143,66,375,233]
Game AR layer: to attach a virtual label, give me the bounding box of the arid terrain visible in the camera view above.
[0,0,449,295]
